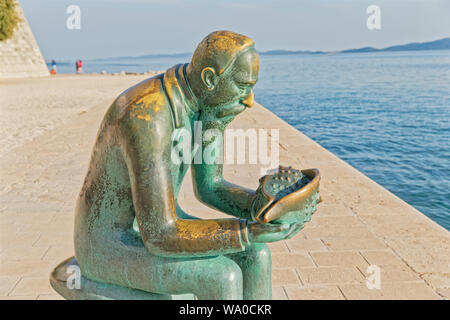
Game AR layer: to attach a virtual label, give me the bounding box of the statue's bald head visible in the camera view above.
[186,31,259,121]
[189,31,255,76]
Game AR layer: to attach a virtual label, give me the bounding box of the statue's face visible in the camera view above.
[200,48,259,123]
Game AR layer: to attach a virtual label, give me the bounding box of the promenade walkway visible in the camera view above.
[1,75,448,299]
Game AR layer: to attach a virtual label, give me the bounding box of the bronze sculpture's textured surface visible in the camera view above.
[50,31,320,300]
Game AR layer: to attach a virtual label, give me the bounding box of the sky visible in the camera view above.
[18,0,450,60]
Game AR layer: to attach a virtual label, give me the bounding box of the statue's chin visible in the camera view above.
[199,103,246,127]
[216,104,246,118]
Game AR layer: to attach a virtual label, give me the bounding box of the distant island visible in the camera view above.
[125,37,450,60]
[49,37,450,63]
[261,37,450,55]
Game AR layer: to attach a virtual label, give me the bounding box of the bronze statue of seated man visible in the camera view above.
[50,31,309,300]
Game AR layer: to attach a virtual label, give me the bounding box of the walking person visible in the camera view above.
[76,59,83,74]
[50,59,57,75]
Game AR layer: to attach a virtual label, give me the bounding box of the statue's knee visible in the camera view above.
[216,261,242,287]
[193,261,242,299]
[248,243,271,264]
[193,260,242,298]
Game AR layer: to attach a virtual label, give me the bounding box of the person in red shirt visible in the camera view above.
[76,59,83,74]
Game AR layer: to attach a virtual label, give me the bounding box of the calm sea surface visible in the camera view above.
[49,50,450,230]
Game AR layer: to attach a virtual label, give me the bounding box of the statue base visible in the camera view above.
[50,257,195,300]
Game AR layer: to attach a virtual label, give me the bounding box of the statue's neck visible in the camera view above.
[180,64,199,115]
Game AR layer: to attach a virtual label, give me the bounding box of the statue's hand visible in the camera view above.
[247,221,300,243]
[283,221,305,240]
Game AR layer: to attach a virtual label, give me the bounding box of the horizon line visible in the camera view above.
[45,36,450,62]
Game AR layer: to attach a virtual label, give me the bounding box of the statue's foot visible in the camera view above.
[50,257,189,300]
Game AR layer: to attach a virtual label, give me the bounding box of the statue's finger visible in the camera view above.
[270,223,289,233]
[285,224,303,239]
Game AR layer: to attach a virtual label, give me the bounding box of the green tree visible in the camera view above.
[0,0,21,42]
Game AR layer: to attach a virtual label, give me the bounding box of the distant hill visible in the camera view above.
[262,49,325,55]
[260,37,450,56]
[94,52,192,61]
[341,37,450,53]
[78,37,450,62]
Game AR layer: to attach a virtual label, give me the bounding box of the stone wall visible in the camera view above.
[0,1,48,78]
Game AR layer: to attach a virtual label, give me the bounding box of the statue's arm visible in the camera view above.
[191,162,255,221]
[118,117,250,258]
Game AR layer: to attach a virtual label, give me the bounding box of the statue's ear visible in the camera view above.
[201,67,216,91]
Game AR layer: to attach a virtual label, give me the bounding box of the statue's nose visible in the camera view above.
[242,90,254,108]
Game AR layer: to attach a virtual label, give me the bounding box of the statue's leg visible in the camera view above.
[78,239,244,300]
[225,243,272,299]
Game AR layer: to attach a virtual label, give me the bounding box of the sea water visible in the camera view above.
[256,51,450,230]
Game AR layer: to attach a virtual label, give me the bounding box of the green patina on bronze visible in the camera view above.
[50,31,320,300]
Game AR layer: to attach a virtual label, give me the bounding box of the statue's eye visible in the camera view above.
[238,84,249,93]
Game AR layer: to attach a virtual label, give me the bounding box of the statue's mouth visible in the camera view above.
[216,103,246,118]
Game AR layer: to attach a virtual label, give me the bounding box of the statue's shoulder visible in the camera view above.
[112,74,172,126]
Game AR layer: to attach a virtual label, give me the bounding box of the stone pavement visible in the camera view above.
[1,75,449,300]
